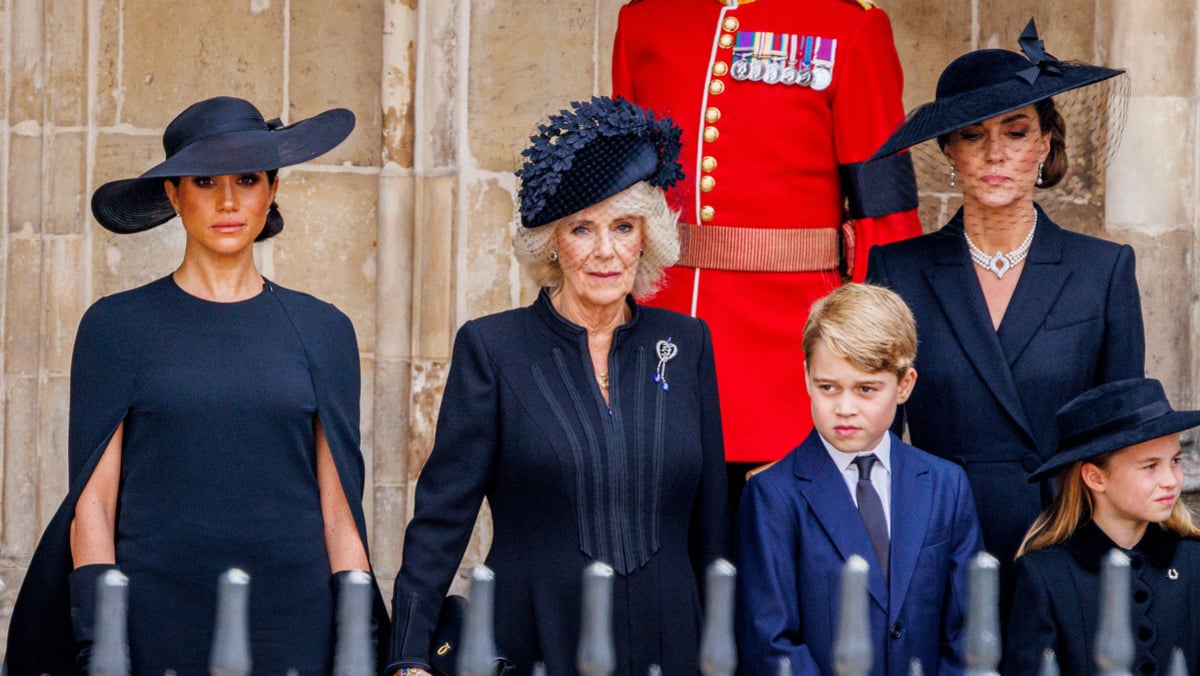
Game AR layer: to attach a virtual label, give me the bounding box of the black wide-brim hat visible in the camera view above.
[91,96,354,234]
[871,18,1124,160]
[516,96,684,229]
[1029,378,1200,482]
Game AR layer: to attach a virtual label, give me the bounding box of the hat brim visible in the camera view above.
[871,64,1123,161]
[1028,409,1200,482]
[91,108,354,233]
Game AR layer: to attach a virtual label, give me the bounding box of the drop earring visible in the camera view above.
[1036,162,1044,186]
[949,165,957,188]
[549,250,558,262]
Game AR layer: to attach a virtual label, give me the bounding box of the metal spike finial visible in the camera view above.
[459,565,499,676]
[91,569,130,676]
[577,562,616,676]
[1037,648,1060,676]
[699,559,737,676]
[833,555,872,676]
[210,568,253,676]
[1165,647,1187,676]
[333,570,374,676]
[1094,550,1134,676]
[965,552,1001,676]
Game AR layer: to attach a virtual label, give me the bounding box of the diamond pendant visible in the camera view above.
[986,252,1012,279]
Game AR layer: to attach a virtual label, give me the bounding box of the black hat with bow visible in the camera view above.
[871,18,1124,160]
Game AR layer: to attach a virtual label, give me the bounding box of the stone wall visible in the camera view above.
[0,0,1196,646]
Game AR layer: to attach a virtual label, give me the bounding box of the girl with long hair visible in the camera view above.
[1005,379,1200,675]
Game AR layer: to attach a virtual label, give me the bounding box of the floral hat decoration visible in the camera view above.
[516,96,684,229]
[871,18,1125,160]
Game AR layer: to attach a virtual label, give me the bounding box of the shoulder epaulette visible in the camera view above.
[849,0,879,9]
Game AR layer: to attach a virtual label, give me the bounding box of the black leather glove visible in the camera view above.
[68,563,121,674]
[331,570,378,669]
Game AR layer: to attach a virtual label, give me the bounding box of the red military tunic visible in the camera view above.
[613,0,922,462]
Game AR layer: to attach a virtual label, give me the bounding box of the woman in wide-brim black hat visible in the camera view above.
[386,96,729,676]
[863,18,1146,625]
[5,96,390,674]
[1005,378,1200,675]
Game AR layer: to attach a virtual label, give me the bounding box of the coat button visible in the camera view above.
[722,16,739,32]
[703,126,719,143]
[1021,453,1042,473]
[709,80,725,95]
[701,155,718,173]
[700,176,716,192]
[712,61,729,77]
[704,106,721,124]
[700,206,715,222]
[890,623,903,639]
[718,33,734,49]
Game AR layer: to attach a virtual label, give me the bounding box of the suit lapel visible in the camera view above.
[885,436,931,620]
[995,211,1072,367]
[922,222,1035,441]
[793,432,889,611]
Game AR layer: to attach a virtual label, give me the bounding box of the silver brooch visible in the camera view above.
[654,338,677,392]
[1167,568,1179,580]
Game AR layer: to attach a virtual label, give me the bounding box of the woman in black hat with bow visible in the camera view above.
[5,96,389,674]
[1006,378,1200,675]
[386,96,728,676]
[864,19,1145,609]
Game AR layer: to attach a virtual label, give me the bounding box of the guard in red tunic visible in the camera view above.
[613,0,922,478]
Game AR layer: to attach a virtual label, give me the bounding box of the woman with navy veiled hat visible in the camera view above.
[5,96,390,674]
[386,96,728,676]
[864,19,1145,622]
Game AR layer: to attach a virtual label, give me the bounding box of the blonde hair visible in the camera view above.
[512,181,679,299]
[802,283,917,378]
[1017,455,1200,557]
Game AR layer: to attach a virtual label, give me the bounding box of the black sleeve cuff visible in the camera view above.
[840,152,919,219]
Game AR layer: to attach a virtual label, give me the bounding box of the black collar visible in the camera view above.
[1064,520,1179,571]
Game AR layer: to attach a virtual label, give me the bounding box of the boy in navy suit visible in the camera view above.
[735,283,984,675]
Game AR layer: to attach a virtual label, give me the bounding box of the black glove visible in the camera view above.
[331,570,379,669]
[68,563,121,674]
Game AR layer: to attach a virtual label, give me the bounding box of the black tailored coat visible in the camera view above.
[388,291,729,675]
[1005,522,1200,675]
[865,206,1144,595]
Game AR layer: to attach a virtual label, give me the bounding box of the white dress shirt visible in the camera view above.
[818,432,892,534]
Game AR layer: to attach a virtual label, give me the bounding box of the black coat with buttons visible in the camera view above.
[867,207,1145,626]
[1005,521,1200,675]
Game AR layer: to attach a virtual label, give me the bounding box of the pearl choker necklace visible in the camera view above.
[964,209,1037,279]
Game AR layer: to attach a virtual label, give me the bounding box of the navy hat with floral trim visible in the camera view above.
[516,96,684,229]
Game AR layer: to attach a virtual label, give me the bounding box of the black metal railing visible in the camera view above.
[80,548,1190,675]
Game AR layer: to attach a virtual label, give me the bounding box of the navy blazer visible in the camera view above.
[1005,522,1200,675]
[865,206,1144,572]
[735,430,983,676]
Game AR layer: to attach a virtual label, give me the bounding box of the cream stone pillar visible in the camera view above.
[1,0,92,628]
[373,0,418,603]
[1105,1,1199,488]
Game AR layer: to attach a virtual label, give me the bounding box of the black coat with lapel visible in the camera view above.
[866,206,1144,571]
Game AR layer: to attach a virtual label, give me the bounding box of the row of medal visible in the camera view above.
[730,32,838,91]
